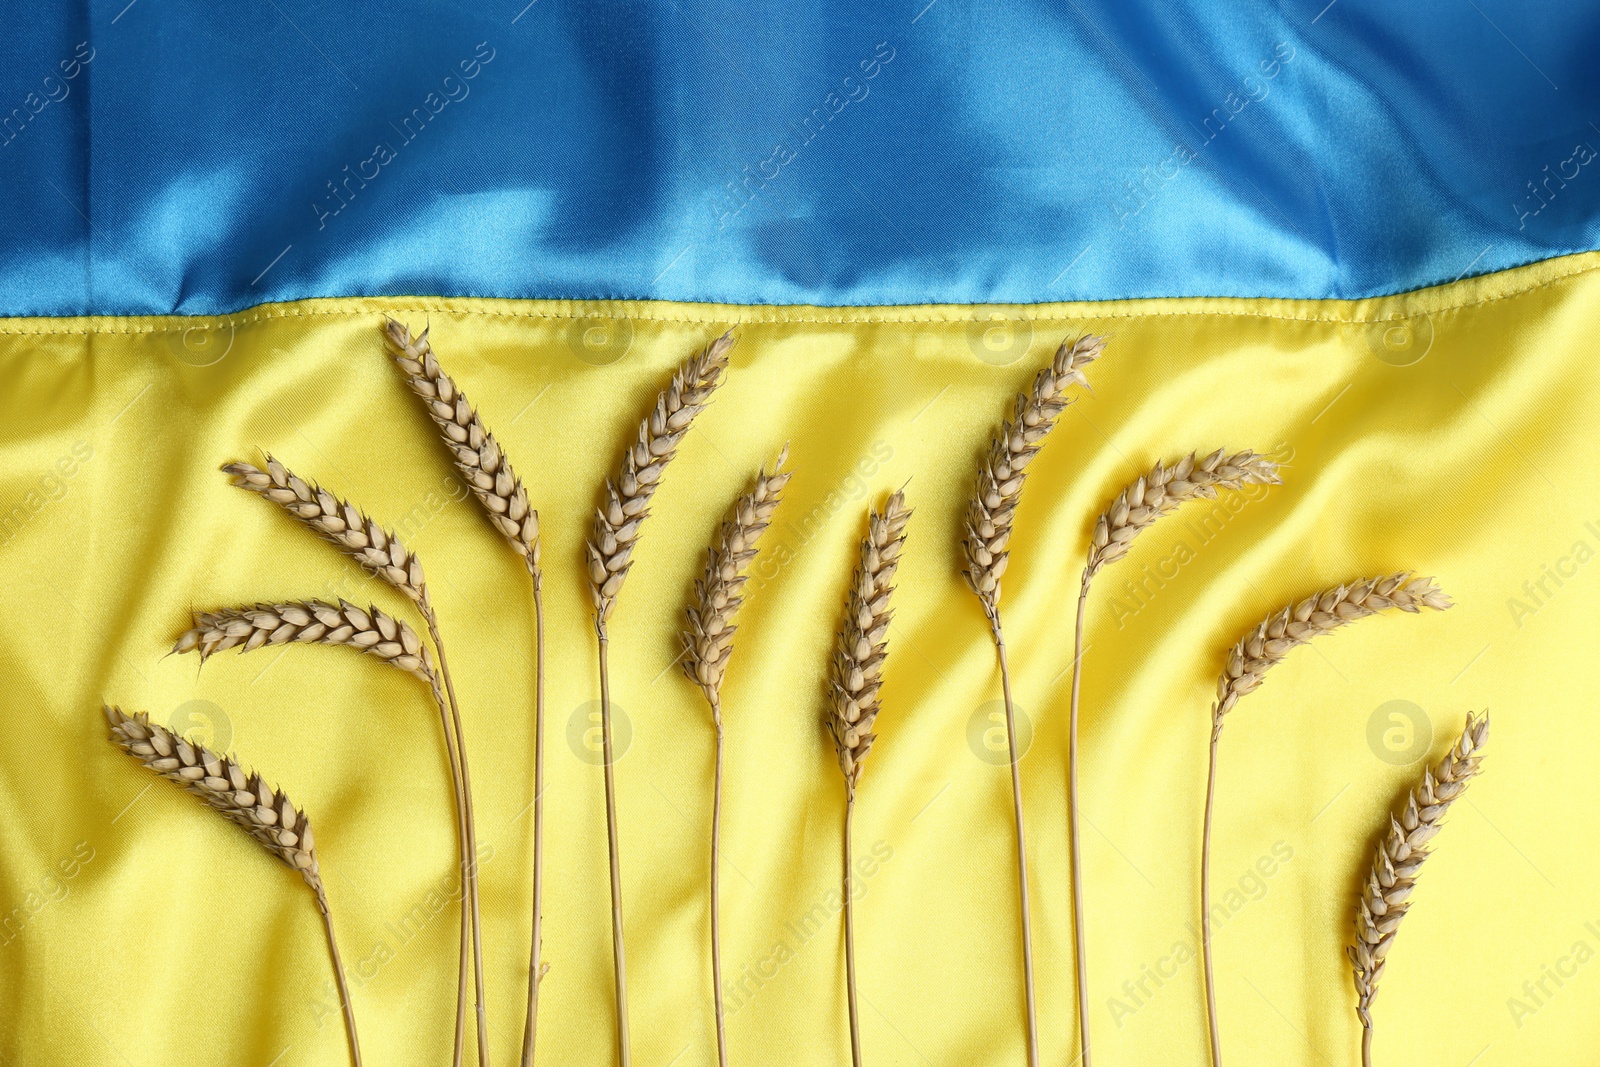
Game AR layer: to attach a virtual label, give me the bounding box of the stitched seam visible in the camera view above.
[1,254,1595,336]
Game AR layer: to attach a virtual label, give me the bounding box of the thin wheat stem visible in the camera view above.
[596,624,632,1067]
[1201,723,1223,1067]
[424,640,472,1067]
[521,564,548,1067]
[844,792,863,1067]
[425,606,489,1067]
[710,696,729,1067]
[315,880,364,1067]
[1068,573,1093,1067]
[989,610,1039,1067]
[1362,1024,1373,1067]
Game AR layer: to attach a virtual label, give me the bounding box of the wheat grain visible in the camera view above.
[1199,572,1452,1067]
[588,332,733,623]
[224,457,427,603]
[381,318,550,1067]
[963,333,1106,614]
[1214,574,1453,724]
[683,446,792,704]
[382,319,540,567]
[683,446,792,1067]
[1349,712,1489,1067]
[104,704,362,1065]
[828,490,912,796]
[174,600,434,682]
[1087,449,1281,577]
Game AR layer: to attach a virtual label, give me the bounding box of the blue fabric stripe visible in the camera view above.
[1,0,1597,316]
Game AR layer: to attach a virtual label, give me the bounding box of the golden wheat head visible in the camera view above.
[828,490,912,795]
[174,600,435,682]
[964,334,1106,613]
[1087,449,1280,577]
[224,457,427,604]
[1349,712,1489,1028]
[683,447,792,703]
[382,319,541,568]
[1214,573,1452,726]
[104,705,321,887]
[588,332,733,621]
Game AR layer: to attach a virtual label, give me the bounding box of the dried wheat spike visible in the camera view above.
[1349,712,1489,1028]
[964,334,1106,612]
[174,600,435,682]
[1215,574,1452,724]
[1087,449,1280,577]
[224,457,427,603]
[588,332,734,621]
[104,705,321,886]
[828,490,912,795]
[683,448,792,703]
[382,320,540,567]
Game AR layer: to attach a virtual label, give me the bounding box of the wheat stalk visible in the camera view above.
[174,600,434,682]
[962,333,1104,1067]
[382,318,550,1067]
[1199,574,1451,1067]
[104,705,361,1066]
[1349,712,1489,1067]
[223,457,483,1067]
[828,489,912,1067]
[683,447,791,1067]
[1068,448,1281,1067]
[585,332,732,1067]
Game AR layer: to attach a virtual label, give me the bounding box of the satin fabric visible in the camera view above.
[2,252,1598,1064]
[3,1,1600,316]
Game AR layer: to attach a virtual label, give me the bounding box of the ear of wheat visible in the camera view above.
[1349,712,1489,1067]
[588,331,733,623]
[963,333,1105,615]
[224,456,483,1067]
[683,447,791,1067]
[174,600,434,682]
[962,333,1105,1067]
[1199,573,1451,1067]
[1087,449,1280,577]
[1070,447,1282,1067]
[104,705,362,1066]
[382,320,540,567]
[683,446,792,704]
[829,489,911,1067]
[1214,574,1453,724]
[382,319,550,1067]
[225,458,429,604]
[587,332,733,1067]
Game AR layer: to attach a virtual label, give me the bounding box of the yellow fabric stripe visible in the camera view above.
[1,251,1595,1065]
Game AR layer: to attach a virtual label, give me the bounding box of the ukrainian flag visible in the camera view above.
[2,3,1596,1065]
